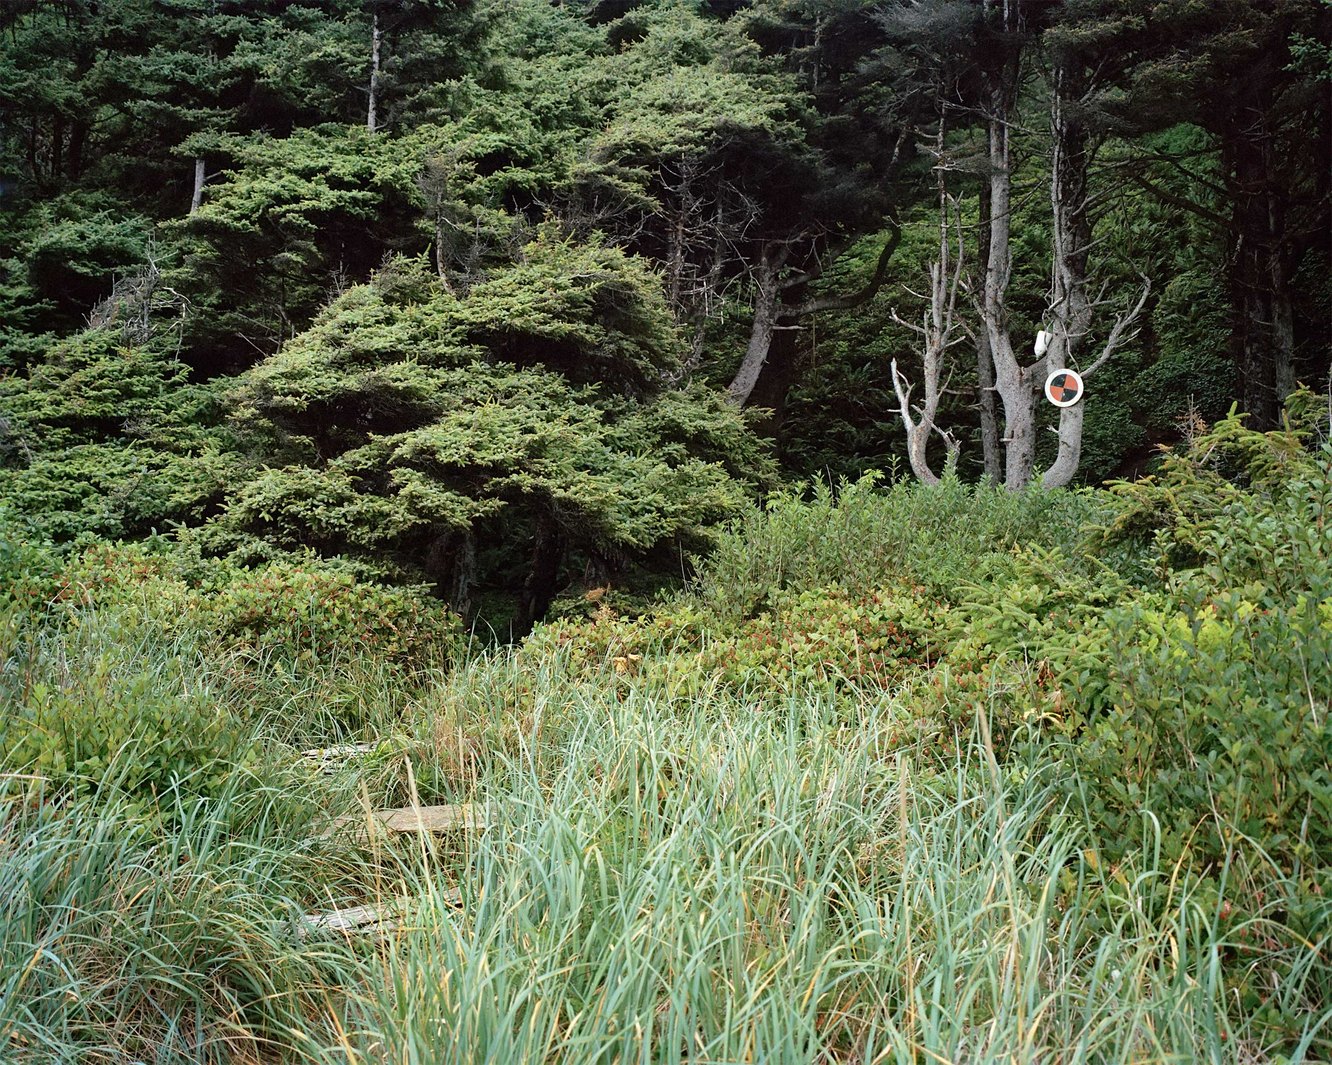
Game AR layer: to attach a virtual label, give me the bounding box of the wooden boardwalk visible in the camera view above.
[302,799,491,937]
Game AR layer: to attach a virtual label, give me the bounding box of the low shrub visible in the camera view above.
[54,544,461,674]
[1,541,462,801]
[0,608,260,805]
[924,404,1332,930]
[697,472,1099,620]
[530,582,944,700]
[1064,406,1332,901]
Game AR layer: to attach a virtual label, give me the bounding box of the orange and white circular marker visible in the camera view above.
[1044,368,1084,407]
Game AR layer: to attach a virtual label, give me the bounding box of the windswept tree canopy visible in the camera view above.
[216,239,773,629]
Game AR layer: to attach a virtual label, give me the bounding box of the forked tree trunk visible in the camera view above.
[979,41,1147,490]
[1041,62,1150,488]
[892,111,962,486]
[728,226,901,409]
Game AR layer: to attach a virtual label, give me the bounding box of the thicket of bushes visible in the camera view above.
[529,402,1332,936]
[0,399,1328,1061]
[1,532,457,806]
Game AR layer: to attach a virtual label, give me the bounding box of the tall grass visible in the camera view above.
[5,639,1326,1063]
[0,771,362,1064]
[338,684,1330,1064]
[3,476,1327,1063]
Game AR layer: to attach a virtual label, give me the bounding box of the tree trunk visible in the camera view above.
[981,79,1037,490]
[729,227,901,412]
[1223,108,1294,430]
[190,157,206,214]
[744,282,810,428]
[50,113,64,181]
[367,12,382,133]
[728,250,782,405]
[1041,63,1094,489]
[1042,62,1150,488]
[67,118,87,180]
[975,188,1002,483]
[424,528,476,615]
[892,109,962,487]
[450,528,476,615]
[976,329,1002,482]
[27,118,38,184]
[902,417,939,485]
[515,512,564,638]
[1044,401,1085,487]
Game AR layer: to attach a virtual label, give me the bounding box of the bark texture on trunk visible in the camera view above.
[190,157,206,214]
[727,224,901,411]
[981,75,1038,491]
[367,12,382,133]
[976,329,1002,483]
[1224,114,1296,430]
[974,187,1003,483]
[1042,62,1150,488]
[728,249,782,406]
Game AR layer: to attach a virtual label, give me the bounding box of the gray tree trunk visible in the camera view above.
[1041,62,1150,488]
[981,83,1038,491]
[976,329,1002,483]
[728,250,782,405]
[190,157,206,214]
[367,13,382,133]
[892,111,961,487]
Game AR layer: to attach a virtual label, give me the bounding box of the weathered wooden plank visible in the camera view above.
[369,803,488,833]
[301,742,378,761]
[300,742,379,776]
[300,889,463,939]
[317,802,495,842]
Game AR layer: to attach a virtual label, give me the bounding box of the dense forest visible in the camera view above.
[3,0,1329,626]
[1,1,1331,1062]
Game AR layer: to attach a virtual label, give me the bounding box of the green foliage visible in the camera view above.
[0,605,260,806]
[1073,583,1330,881]
[531,581,941,701]
[1064,403,1332,889]
[172,125,429,369]
[0,330,229,542]
[1,400,1331,1060]
[0,534,459,806]
[218,245,772,624]
[697,471,1097,619]
[0,196,150,365]
[912,401,1332,920]
[57,542,461,673]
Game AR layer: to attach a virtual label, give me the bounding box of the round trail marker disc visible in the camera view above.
[1044,368,1084,407]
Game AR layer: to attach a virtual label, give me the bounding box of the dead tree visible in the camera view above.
[727,222,902,408]
[977,8,1149,490]
[1039,60,1150,488]
[890,119,965,485]
[367,11,382,132]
